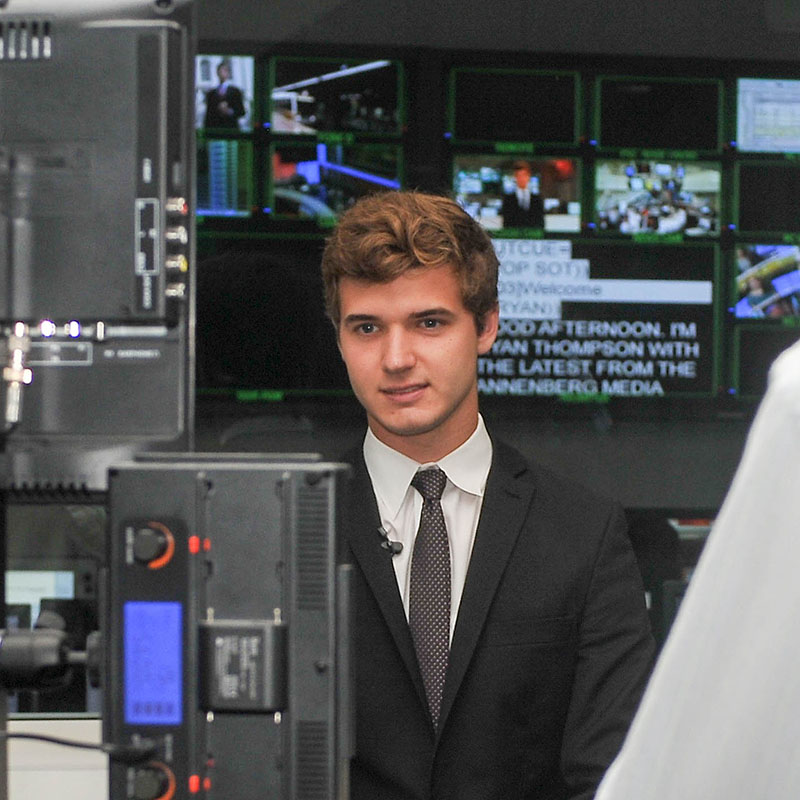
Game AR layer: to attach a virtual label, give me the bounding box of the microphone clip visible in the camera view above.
[377,526,403,556]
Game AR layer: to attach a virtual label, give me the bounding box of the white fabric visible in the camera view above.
[596,338,800,799]
[363,415,492,641]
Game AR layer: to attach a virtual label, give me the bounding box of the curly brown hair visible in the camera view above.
[321,191,499,329]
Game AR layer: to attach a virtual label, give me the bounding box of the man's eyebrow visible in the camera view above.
[411,307,456,319]
[342,313,379,325]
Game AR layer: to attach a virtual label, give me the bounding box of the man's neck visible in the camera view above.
[366,416,480,464]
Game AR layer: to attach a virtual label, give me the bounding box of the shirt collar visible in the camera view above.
[363,415,493,519]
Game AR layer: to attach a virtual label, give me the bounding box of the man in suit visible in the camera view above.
[320,191,654,800]
[501,159,545,229]
[204,59,246,129]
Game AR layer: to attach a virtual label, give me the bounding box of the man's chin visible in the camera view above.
[368,410,445,441]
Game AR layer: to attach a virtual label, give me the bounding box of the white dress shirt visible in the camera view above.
[596,338,800,800]
[363,415,493,642]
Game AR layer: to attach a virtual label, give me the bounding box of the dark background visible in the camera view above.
[192,0,800,512]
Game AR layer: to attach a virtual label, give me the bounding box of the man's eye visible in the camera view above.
[356,322,376,334]
[421,318,441,329]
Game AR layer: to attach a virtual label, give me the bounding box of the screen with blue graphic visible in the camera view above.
[269,141,400,223]
[124,601,183,726]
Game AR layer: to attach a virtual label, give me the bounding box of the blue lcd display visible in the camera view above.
[124,601,183,725]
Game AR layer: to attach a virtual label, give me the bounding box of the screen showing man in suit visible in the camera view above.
[502,159,545,229]
[204,58,246,129]
[320,190,655,800]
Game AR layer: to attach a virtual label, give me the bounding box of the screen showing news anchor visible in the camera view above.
[733,244,800,319]
[195,54,255,132]
[594,159,721,237]
[453,154,581,234]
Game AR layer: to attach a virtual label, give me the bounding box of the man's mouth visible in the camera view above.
[381,383,427,397]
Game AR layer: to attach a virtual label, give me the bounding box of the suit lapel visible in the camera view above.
[437,441,535,734]
[344,450,429,708]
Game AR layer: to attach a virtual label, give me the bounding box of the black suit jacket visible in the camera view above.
[341,437,654,800]
[501,192,545,229]
[204,84,246,129]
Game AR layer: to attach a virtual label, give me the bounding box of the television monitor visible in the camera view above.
[732,325,800,397]
[594,159,721,237]
[736,162,800,234]
[481,239,718,400]
[268,142,401,225]
[4,604,31,631]
[596,76,722,151]
[0,0,195,489]
[196,137,254,218]
[736,78,800,153]
[732,244,800,319]
[448,68,579,144]
[6,566,78,628]
[195,54,255,132]
[195,237,351,403]
[452,153,581,234]
[269,56,403,136]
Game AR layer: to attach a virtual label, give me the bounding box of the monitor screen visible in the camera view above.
[6,569,75,628]
[452,154,581,234]
[597,77,721,151]
[124,601,183,725]
[449,68,578,144]
[732,326,800,397]
[268,142,401,224]
[594,159,721,237]
[196,54,255,132]
[195,237,350,401]
[197,137,254,217]
[269,56,402,136]
[733,244,800,319]
[736,78,800,153]
[736,163,800,233]
[482,239,717,400]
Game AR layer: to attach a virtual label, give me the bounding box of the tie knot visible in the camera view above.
[411,467,447,502]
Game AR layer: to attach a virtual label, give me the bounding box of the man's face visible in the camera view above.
[337,265,498,462]
[514,166,531,190]
[217,63,230,82]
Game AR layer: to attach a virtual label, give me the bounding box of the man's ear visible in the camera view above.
[477,304,499,355]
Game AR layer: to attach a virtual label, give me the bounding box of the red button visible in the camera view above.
[188,535,200,554]
[189,774,200,793]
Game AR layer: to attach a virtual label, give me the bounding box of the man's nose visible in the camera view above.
[382,327,415,372]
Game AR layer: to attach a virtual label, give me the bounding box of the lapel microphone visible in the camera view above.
[377,526,403,555]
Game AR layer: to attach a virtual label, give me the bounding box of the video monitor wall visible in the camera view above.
[194,45,800,411]
[193,50,405,226]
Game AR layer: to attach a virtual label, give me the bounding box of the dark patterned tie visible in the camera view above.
[409,466,450,727]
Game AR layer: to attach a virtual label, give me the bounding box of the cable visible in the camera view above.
[0,731,158,764]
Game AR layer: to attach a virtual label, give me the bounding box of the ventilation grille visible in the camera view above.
[0,19,52,61]
[296,480,331,610]
[296,721,329,800]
